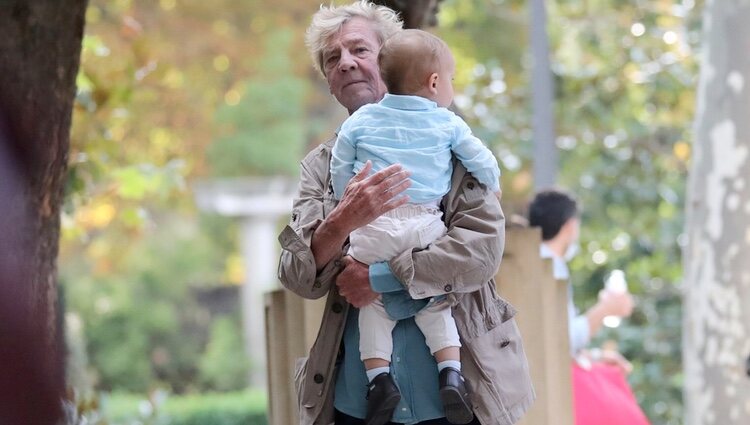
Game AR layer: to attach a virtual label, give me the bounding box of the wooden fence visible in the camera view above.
[265,227,573,425]
[496,227,573,425]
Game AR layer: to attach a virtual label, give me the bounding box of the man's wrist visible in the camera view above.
[322,204,353,241]
[311,211,350,270]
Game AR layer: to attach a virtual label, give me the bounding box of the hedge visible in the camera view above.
[104,390,267,425]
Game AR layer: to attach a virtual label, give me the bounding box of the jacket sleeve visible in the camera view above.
[277,150,341,300]
[450,120,501,193]
[388,162,505,299]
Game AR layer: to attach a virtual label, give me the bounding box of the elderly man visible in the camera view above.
[277,2,534,424]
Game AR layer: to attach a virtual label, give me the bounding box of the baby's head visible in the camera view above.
[378,29,455,107]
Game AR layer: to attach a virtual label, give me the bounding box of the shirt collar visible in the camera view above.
[540,243,570,280]
[379,93,438,111]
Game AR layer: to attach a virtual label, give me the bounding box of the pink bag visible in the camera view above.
[572,363,650,425]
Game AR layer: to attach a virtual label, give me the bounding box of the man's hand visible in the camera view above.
[334,161,411,233]
[577,348,633,376]
[336,256,378,308]
[588,348,633,376]
[597,349,634,376]
[586,289,634,337]
[311,161,411,270]
[597,289,634,318]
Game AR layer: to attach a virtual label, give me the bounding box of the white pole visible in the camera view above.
[529,0,557,189]
[239,216,279,389]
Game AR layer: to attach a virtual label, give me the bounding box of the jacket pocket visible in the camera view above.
[463,318,533,423]
[454,283,516,341]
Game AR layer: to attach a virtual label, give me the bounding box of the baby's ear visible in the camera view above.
[428,72,439,92]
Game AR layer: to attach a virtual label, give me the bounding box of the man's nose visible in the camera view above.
[337,50,357,72]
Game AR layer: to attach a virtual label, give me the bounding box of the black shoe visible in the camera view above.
[365,372,401,425]
[439,367,474,424]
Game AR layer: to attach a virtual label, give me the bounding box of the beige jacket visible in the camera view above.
[278,137,535,425]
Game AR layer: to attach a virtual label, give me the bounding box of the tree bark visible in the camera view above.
[0,1,87,423]
[371,0,442,29]
[683,1,750,424]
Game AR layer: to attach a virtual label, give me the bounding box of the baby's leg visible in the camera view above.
[359,298,401,425]
[359,298,397,375]
[414,298,461,363]
[434,346,461,364]
[364,357,390,370]
[415,299,474,424]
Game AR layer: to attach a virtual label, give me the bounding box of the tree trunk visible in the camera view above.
[683,1,750,424]
[0,1,87,423]
[371,0,442,29]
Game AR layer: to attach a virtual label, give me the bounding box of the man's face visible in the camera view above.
[322,17,387,114]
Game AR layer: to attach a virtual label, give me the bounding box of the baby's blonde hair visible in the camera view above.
[378,29,451,95]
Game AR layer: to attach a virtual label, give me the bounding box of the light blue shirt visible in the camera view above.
[334,263,443,424]
[335,310,444,424]
[331,94,500,203]
[539,243,591,354]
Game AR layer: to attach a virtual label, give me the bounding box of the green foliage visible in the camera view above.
[65,0,315,238]
[64,0,318,397]
[87,311,153,392]
[63,214,238,393]
[198,317,250,391]
[208,29,308,177]
[438,0,702,423]
[103,391,267,425]
[62,1,703,422]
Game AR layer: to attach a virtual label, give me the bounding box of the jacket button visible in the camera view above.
[313,373,324,384]
[444,284,452,292]
[500,340,510,348]
[332,302,343,313]
[467,182,475,190]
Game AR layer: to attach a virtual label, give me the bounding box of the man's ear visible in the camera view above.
[560,217,580,245]
[428,72,439,94]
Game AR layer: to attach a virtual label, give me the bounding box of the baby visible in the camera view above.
[331,29,500,425]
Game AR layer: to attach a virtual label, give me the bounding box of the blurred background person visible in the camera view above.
[528,188,648,425]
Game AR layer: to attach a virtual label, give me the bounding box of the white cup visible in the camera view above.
[603,269,628,328]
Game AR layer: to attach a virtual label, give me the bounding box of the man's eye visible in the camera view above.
[355,47,368,54]
[325,55,339,64]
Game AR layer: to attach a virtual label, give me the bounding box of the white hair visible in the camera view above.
[305,1,403,76]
